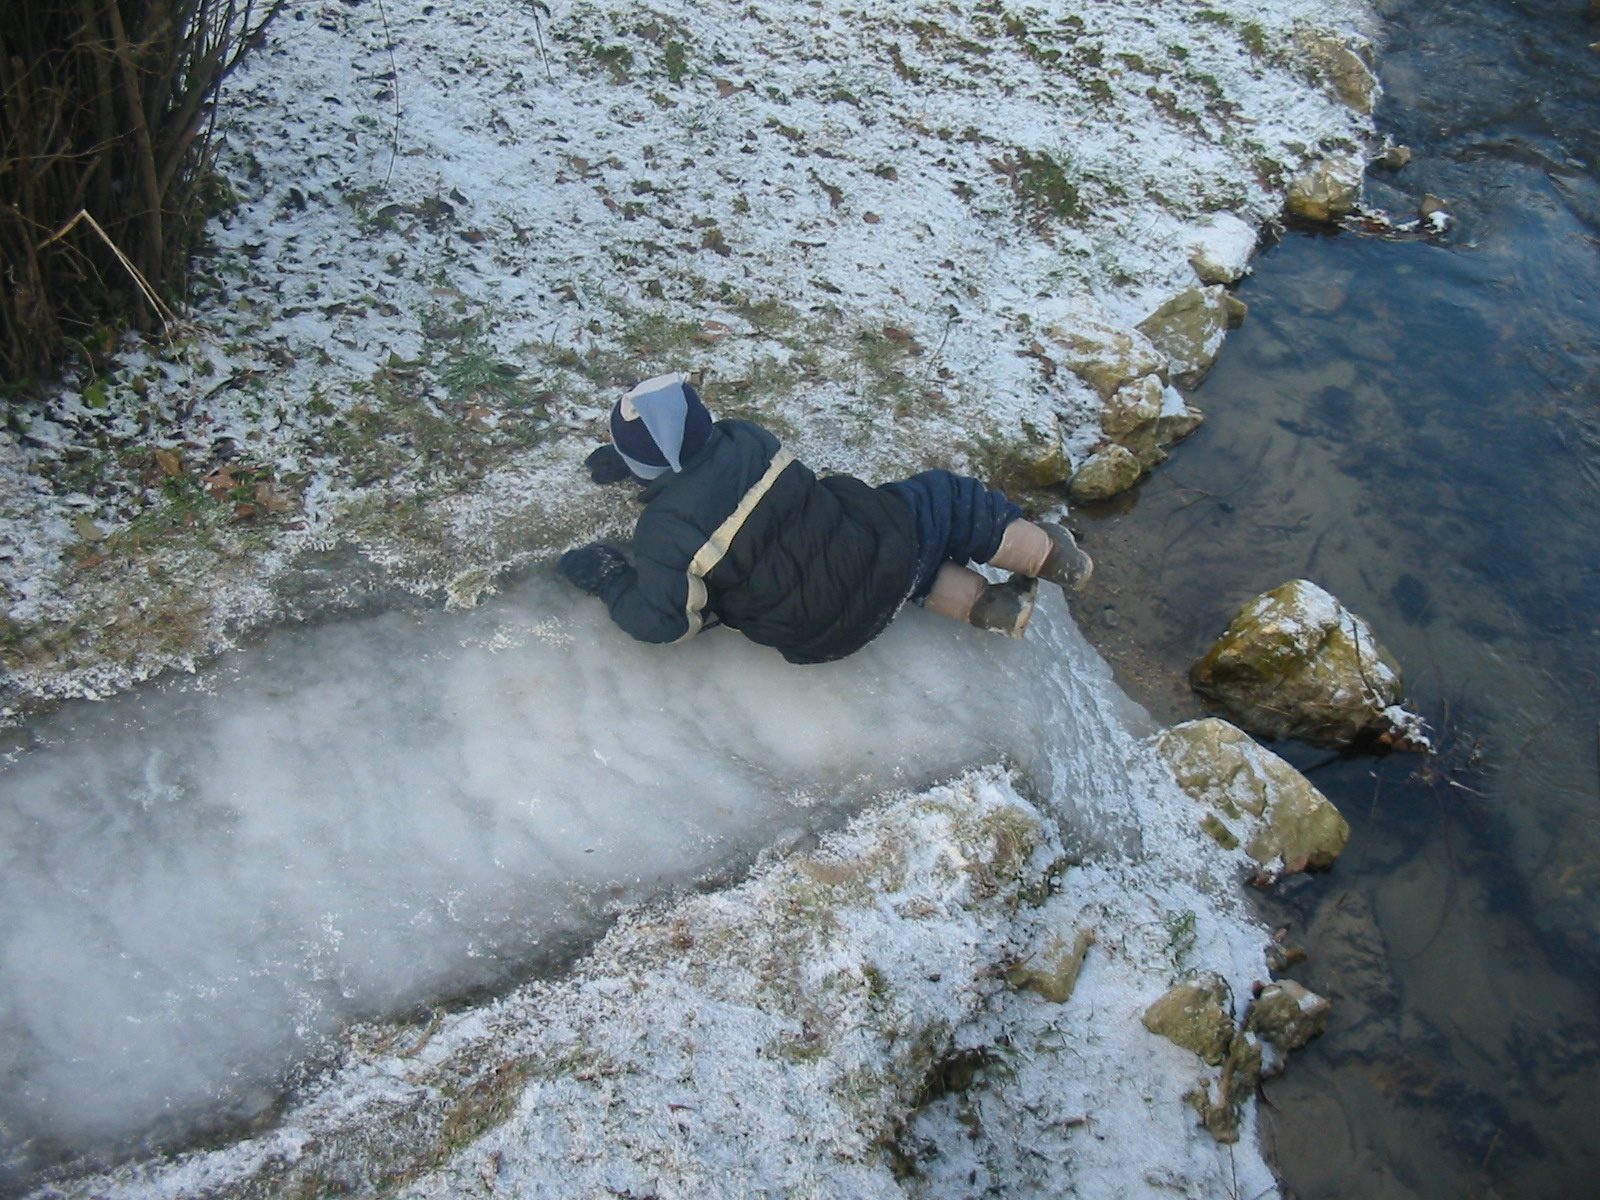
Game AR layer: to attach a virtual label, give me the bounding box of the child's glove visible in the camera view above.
[559,543,630,597]
[585,444,633,485]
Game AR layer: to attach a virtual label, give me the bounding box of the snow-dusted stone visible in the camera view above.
[1101,374,1164,449]
[1044,315,1167,400]
[1190,1032,1263,1144]
[1189,579,1421,747]
[1296,30,1381,114]
[1286,151,1365,222]
[1005,926,1096,1004]
[1186,213,1258,285]
[1097,375,1206,478]
[1001,415,1075,489]
[1142,972,1235,1066]
[1136,285,1232,389]
[1068,443,1145,503]
[1246,979,1331,1054]
[1155,717,1350,879]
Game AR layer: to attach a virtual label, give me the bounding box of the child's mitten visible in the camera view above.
[585,444,633,484]
[559,543,630,597]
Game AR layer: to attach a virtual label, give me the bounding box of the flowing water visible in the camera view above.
[1074,1,1600,1195]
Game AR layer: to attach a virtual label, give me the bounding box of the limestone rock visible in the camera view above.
[1189,579,1410,746]
[994,415,1073,489]
[1155,401,1205,448]
[1246,980,1331,1053]
[1286,152,1364,223]
[1155,717,1350,878]
[1101,374,1164,443]
[1376,141,1413,170]
[1068,443,1145,502]
[1098,376,1205,477]
[1190,1033,1262,1143]
[1142,972,1235,1066]
[1006,927,1096,1003]
[1186,213,1257,285]
[1044,316,1166,400]
[1296,31,1380,114]
[1136,285,1231,389]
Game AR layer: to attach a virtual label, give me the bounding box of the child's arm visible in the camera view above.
[560,524,705,644]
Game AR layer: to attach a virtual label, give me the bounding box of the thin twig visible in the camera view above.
[38,208,181,328]
[530,1,556,84]
[375,0,402,185]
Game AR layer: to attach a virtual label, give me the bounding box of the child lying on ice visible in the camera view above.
[558,373,1092,664]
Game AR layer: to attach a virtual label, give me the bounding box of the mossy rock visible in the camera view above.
[1099,375,1205,472]
[1142,972,1234,1066]
[1006,927,1096,1003]
[1136,285,1231,389]
[1190,579,1405,746]
[1286,153,1364,223]
[1190,1032,1263,1144]
[1068,443,1145,502]
[1156,717,1350,877]
[1296,31,1380,114]
[1101,374,1164,442]
[1045,316,1166,401]
[1186,213,1257,285]
[1246,980,1331,1052]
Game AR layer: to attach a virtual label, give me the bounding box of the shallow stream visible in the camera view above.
[1073,0,1600,1194]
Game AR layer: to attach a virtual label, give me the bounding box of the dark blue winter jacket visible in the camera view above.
[595,420,919,663]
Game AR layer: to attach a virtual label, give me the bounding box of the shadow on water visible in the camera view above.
[1073,1,1600,1195]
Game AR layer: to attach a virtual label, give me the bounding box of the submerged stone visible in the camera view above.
[1189,579,1410,746]
[1143,972,1235,1066]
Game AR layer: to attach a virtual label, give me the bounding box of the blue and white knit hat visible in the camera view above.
[610,373,713,480]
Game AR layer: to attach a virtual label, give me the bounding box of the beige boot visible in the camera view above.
[989,519,1093,590]
[924,563,1038,638]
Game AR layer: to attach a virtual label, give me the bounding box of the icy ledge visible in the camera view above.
[65,769,1276,1200]
[19,592,1283,1200]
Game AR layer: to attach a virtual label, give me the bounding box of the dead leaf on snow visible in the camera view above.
[73,512,108,541]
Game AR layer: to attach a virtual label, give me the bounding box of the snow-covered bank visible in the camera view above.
[1,0,1373,709]
[2,0,1379,1193]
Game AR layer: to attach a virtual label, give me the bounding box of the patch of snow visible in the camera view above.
[1187,213,1261,284]
[1,0,1373,705]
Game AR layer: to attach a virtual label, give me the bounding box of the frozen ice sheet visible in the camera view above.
[0,575,1142,1179]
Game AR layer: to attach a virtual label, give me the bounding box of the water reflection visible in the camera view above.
[1072,2,1600,1191]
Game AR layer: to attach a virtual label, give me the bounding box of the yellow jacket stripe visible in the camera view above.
[673,448,796,642]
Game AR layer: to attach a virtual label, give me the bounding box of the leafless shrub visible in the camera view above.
[0,0,282,389]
